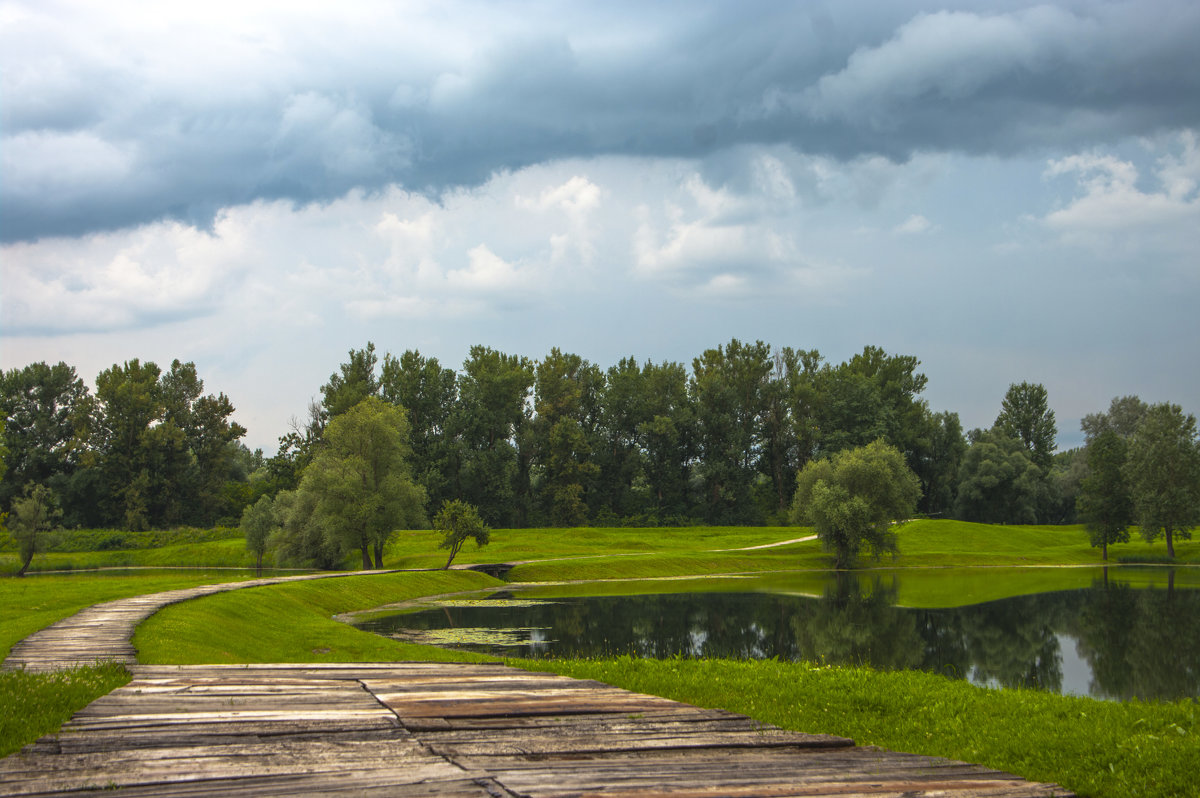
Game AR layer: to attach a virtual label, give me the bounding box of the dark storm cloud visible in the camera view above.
[3,0,1199,242]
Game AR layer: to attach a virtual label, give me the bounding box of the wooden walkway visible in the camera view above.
[2,571,395,672]
[1,663,1071,796]
[1,577,1073,796]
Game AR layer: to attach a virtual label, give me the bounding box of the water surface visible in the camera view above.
[352,568,1200,702]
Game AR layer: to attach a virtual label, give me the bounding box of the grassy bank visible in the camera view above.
[133,570,503,664]
[0,664,131,759]
[0,571,272,660]
[514,656,1198,798]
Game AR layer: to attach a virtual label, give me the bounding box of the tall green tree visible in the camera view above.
[320,342,381,421]
[1076,430,1133,560]
[450,346,534,527]
[790,440,921,569]
[691,339,772,524]
[1125,403,1200,559]
[298,397,426,569]
[594,357,649,519]
[954,429,1043,524]
[92,359,164,530]
[917,411,966,517]
[995,382,1057,470]
[636,360,695,519]
[1081,395,1148,443]
[0,362,90,511]
[380,350,458,510]
[532,348,602,526]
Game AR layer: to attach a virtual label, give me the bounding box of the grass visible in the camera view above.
[133,570,504,664]
[0,663,131,758]
[5,519,1200,795]
[0,570,270,660]
[513,656,1199,798]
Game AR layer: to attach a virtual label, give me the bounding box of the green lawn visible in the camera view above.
[133,570,503,664]
[0,571,268,660]
[4,519,1199,797]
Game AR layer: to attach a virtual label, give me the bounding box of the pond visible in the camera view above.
[350,568,1200,702]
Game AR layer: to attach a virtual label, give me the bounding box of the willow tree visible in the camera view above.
[790,440,921,569]
[299,397,426,569]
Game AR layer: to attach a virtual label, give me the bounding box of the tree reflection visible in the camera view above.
[355,571,1200,701]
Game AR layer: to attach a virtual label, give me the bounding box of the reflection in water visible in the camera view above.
[353,571,1200,702]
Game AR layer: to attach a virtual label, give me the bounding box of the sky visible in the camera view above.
[2,0,1198,453]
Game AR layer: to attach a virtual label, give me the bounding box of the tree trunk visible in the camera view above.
[373,542,384,569]
[361,546,372,570]
[16,551,32,577]
[1166,528,1176,559]
[255,553,263,577]
[1102,541,1108,561]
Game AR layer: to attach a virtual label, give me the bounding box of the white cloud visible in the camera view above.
[1042,132,1200,258]
[893,214,933,234]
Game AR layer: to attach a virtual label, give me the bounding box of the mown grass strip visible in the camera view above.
[513,656,1198,798]
[0,571,272,660]
[133,570,505,664]
[0,663,131,758]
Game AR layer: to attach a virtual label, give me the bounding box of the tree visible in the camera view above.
[1126,403,1200,559]
[241,495,276,576]
[916,411,966,517]
[1076,430,1133,560]
[954,429,1043,524]
[790,440,921,569]
[691,339,772,523]
[450,346,534,527]
[0,362,90,510]
[320,342,381,421]
[380,350,458,511]
[1081,395,1148,443]
[434,499,490,569]
[532,348,602,526]
[7,484,61,577]
[298,397,426,569]
[995,382,1057,470]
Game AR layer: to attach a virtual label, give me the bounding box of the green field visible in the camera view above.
[3,519,1199,797]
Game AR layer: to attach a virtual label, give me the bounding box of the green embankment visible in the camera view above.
[133,570,503,664]
[0,571,269,661]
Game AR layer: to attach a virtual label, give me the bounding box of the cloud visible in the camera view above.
[893,214,933,235]
[5,1,1200,241]
[1042,132,1200,259]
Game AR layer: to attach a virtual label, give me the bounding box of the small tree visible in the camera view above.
[434,499,490,569]
[1076,429,1133,560]
[790,440,921,569]
[240,494,275,576]
[1126,403,1200,559]
[7,484,61,577]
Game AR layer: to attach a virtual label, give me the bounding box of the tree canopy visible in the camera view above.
[790,440,921,569]
[296,397,426,569]
[434,499,490,569]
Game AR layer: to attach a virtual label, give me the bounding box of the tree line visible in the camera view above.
[3,340,1198,565]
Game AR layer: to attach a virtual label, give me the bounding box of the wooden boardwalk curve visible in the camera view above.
[1,663,1071,796]
[1,577,1073,796]
[2,571,395,672]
